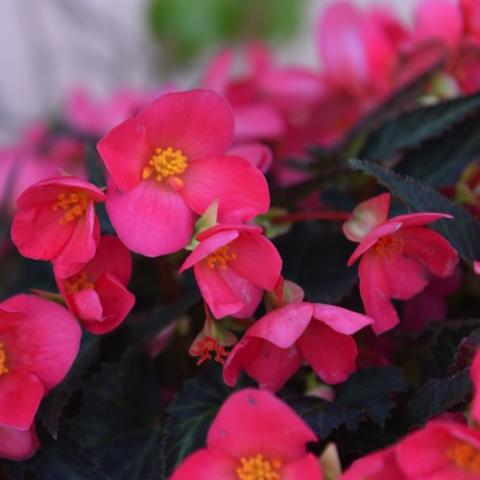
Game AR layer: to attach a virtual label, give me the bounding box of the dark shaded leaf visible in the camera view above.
[289,367,406,439]
[38,332,100,439]
[350,159,480,261]
[160,365,231,478]
[403,370,472,430]
[69,353,164,480]
[362,92,480,162]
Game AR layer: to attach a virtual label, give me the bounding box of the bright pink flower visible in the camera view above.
[180,224,282,319]
[11,176,105,278]
[203,47,285,142]
[98,89,270,257]
[413,0,463,52]
[341,445,406,480]
[64,87,153,136]
[228,143,273,174]
[461,0,480,45]
[316,1,407,100]
[171,388,322,480]
[224,302,372,391]
[0,123,86,213]
[344,193,459,334]
[471,349,480,423]
[397,420,480,478]
[0,294,81,460]
[55,235,135,334]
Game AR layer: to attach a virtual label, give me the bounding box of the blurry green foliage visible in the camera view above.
[148,0,303,61]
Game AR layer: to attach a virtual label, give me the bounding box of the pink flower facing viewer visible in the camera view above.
[11,176,105,278]
[0,294,81,460]
[180,224,282,319]
[56,235,135,335]
[343,193,459,334]
[97,89,270,257]
[224,300,372,392]
[171,388,323,480]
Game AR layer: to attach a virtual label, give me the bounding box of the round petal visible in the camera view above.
[0,371,44,430]
[0,425,39,461]
[223,337,302,392]
[106,179,195,257]
[138,89,234,161]
[312,304,373,335]
[72,288,103,322]
[228,143,273,173]
[359,251,400,335]
[283,454,324,480]
[97,117,150,191]
[207,389,317,461]
[391,212,453,227]
[247,303,314,349]
[0,295,81,392]
[181,155,270,223]
[233,104,285,141]
[297,321,358,384]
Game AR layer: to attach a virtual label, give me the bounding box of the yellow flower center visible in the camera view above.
[52,191,88,225]
[236,454,282,480]
[449,442,480,473]
[374,235,404,260]
[0,343,9,376]
[64,271,94,294]
[206,245,237,270]
[142,147,188,184]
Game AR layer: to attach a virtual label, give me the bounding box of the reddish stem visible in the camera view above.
[272,210,352,224]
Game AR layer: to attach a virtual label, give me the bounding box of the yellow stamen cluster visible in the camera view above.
[142,147,188,182]
[52,192,88,225]
[236,454,282,480]
[449,442,480,473]
[206,245,237,270]
[64,271,94,295]
[0,343,9,376]
[374,235,404,260]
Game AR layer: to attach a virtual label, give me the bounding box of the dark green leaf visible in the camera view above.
[403,370,472,430]
[362,92,480,162]
[38,332,100,439]
[350,159,480,261]
[69,353,164,480]
[160,365,231,478]
[289,367,406,439]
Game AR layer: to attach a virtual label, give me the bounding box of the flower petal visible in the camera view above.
[283,454,324,480]
[106,179,195,257]
[298,321,357,384]
[223,337,302,392]
[312,304,373,335]
[97,117,149,191]
[181,155,270,223]
[207,389,317,461]
[171,449,238,480]
[0,426,39,461]
[138,89,234,161]
[72,288,103,322]
[359,251,400,334]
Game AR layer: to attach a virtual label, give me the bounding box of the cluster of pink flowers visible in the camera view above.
[0,0,479,476]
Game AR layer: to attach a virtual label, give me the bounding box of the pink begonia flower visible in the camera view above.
[471,349,480,423]
[344,193,459,334]
[56,235,135,335]
[97,89,270,257]
[171,388,323,480]
[64,87,153,137]
[0,294,81,460]
[461,0,480,46]
[341,445,406,480]
[203,47,285,142]
[316,1,406,100]
[0,122,86,213]
[413,0,463,52]
[11,176,105,278]
[397,420,480,478]
[180,224,282,319]
[224,302,372,391]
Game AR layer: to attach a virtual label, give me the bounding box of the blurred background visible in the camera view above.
[0,0,414,143]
